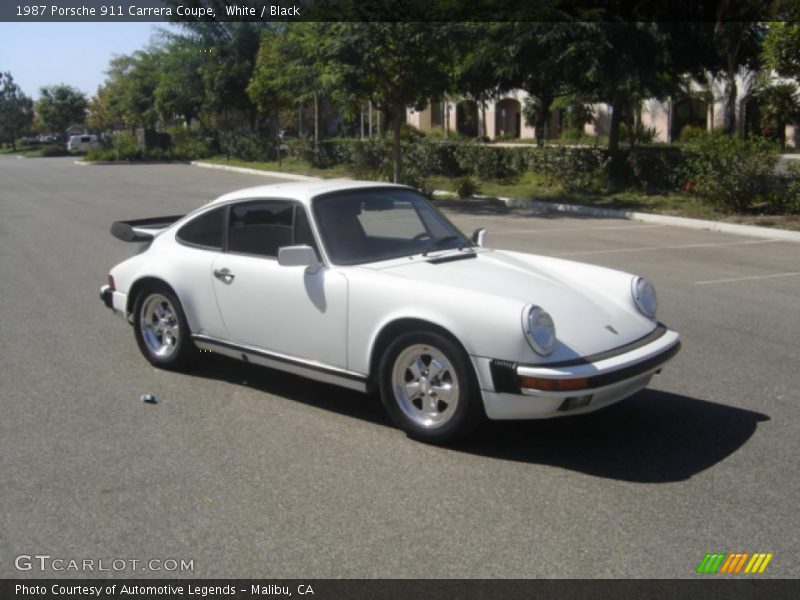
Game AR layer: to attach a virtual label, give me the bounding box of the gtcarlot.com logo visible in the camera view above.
[14,554,194,572]
[696,552,773,574]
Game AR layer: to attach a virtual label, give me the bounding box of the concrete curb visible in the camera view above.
[191,161,322,181]
[189,160,800,242]
[75,159,188,166]
[492,196,800,243]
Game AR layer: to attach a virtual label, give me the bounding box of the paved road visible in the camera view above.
[1,157,798,579]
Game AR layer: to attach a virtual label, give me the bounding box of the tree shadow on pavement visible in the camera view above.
[188,355,767,484]
[454,389,769,483]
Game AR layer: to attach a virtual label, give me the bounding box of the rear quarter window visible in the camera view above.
[176,206,225,250]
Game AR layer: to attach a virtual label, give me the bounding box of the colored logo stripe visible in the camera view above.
[697,553,726,574]
[697,552,773,574]
[744,553,773,574]
[719,553,749,573]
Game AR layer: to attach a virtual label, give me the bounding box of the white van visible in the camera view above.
[67,135,100,153]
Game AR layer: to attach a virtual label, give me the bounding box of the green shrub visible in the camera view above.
[85,148,115,161]
[679,125,708,143]
[40,144,69,157]
[620,122,658,145]
[145,148,172,161]
[773,163,800,213]
[560,127,584,141]
[111,132,142,161]
[454,176,480,199]
[548,146,612,194]
[454,144,518,179]
[291,138,341,169]
[167,128,212,160]
[683,133,780,211]
[403,137,461,178]
[401,169,435,199]
[345,137,393,178]
[625,146,686,192]
[218,131,274,162]
[398,123,424,141]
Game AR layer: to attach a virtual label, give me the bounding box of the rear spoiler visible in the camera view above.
[110,215,183,242]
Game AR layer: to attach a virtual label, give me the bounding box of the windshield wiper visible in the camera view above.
[421,235,460,256]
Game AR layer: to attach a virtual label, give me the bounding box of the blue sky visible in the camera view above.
[0,22,180,99]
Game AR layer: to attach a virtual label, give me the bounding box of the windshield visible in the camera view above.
[312,188,469,265]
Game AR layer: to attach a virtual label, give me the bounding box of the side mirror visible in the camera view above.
[278,245,319,268]
[471,227,487,248]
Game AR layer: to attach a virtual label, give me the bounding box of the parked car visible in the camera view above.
[100,181,680,443]
[67,134,99,153]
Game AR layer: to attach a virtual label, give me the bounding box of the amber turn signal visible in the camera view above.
[519,376,589,391]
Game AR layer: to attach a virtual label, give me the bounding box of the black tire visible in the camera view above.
[133,285,196,370]
[378,330,485,444]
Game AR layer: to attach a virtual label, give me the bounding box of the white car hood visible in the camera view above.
[374,249,656,357]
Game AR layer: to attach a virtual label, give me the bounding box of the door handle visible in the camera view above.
[213,268,235,283]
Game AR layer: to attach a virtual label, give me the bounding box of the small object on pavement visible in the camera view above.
[141,394,157,404]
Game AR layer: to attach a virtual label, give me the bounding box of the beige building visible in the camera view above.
[408,72,798,147]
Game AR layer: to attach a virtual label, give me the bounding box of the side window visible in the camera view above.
[176,206,225,250]
[228,201,294,258]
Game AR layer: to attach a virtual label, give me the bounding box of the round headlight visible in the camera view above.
[632,276,657,319]
[522,305,556,355]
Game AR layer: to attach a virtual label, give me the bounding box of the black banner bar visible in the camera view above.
[3,579,800,600]
[2,0,799,22]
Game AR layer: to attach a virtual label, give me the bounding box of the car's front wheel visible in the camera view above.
[133,286,195,370]
[378,331,484,444]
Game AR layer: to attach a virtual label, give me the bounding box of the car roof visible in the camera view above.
[209,179,411,207]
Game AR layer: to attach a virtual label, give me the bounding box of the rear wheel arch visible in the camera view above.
[126,277,181,319]
[130,280,196,370]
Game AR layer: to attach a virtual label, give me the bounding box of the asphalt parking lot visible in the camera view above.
[1,156,798,578]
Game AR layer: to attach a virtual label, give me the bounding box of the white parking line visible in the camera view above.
[695,272,800,285]
[555,238,781,257]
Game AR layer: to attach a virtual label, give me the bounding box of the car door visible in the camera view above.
[172,205,229,339]
[211,199,349,369]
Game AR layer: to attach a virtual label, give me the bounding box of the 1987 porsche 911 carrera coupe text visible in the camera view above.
[100,180,680,443]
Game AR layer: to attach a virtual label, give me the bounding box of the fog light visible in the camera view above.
[557,395,593,412]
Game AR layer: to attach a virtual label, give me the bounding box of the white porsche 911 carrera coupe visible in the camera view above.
[101,180,680,443]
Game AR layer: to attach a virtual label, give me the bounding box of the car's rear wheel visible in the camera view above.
[378,331,484,444]
[133,286,195,370]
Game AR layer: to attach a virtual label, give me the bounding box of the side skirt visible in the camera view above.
[192,334,369,393]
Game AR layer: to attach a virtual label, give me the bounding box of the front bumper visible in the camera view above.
[476,325,681,420]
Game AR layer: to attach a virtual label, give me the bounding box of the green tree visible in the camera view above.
[247,27,292,162]
[164,3,265,134]
[319,22,456,182]
[89,50,161,134]
[712,20,767,135]
[754,81,800,148]
[154,35,205,126]
[0,72,34,150]
[36,84,87,138]
[177,20,263,133]
[763,22,800,81]
[451,23,505,139]
[492,22,582,147]
[569,21,711,151]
